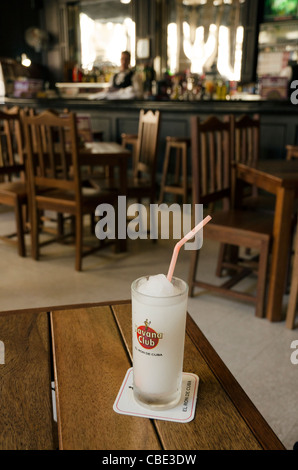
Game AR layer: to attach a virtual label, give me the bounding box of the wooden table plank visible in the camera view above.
[112,303,285,450]
[50,305,161,450]
[0,311,56,450]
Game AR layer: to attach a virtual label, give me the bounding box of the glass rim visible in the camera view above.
[131,275,188,299]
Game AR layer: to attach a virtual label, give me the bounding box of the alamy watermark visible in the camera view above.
[290,340,298,365]
[290,80,298,105]
[95,197,204,250]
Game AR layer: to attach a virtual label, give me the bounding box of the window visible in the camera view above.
[167,0,246,81]
[79,0,135,71]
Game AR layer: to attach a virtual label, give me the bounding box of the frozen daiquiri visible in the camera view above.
[131,274,188,410]
[131,215,212,410]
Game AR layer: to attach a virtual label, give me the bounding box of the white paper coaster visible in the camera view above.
[113,368,199,423]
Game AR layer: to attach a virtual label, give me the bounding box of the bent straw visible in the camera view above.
[167,215,212,282]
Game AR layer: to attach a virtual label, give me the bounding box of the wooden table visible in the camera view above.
[80,141,131,195]
[235,160,298,322]
[0,300,285,450]
[80,141,131,251]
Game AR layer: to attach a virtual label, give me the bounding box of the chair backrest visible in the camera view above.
[231,114,260,167]
[191,115,232,207]
[134,109,160,182]
[23,109,80,201]
[0,107,24,182]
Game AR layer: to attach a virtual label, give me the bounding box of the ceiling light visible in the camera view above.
[21,53,31,67]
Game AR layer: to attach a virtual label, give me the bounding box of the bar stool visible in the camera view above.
[159,136,191,204]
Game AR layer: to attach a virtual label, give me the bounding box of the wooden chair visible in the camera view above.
[0,107,28,256]
[188,115,273,318]
[91,110,160,206]
[159,136,191,204]
[216,113,272,276]
[23,109,118,271]
[126,109,161,205]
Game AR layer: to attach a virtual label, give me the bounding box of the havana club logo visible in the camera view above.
[135,319,163,349]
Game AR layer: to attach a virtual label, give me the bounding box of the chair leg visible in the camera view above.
[188,249,199,297]
[14,200,26,257]
[174,148,181,203]
[255,239,269,318]
[182,146,188,205]
[216,244,239,277]
[75,215,83,271]
[57,213,64,236]
[286,239,298,329]
[216,243,226,277]
[30,208,39,260]
[159,142,171,204]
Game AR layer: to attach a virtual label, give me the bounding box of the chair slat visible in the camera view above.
[46,126,56,178]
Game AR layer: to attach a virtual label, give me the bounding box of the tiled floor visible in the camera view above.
[0,207,297,450]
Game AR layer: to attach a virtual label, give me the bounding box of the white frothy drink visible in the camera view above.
[131,274,188,410]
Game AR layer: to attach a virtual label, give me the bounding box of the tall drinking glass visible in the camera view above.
[131,276,188,410]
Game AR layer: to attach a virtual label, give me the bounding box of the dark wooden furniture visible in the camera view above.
[286,219,298,329]
[123,109,161,204]
[0,107,28,256]
[159,136,191,204]
[235,160,298,322]
[2,98,298,167]
[121,131,139,174]
[284,144,298,328]
[188,115,273,318]
[216,113,263,277]
[23,110,128,271]
[91,109,160,208]
[82,141,130,195]
[0,300,285,450]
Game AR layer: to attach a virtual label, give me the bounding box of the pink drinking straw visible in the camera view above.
[167,215,212,282]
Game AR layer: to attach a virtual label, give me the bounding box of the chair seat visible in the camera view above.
[36,186,115,207]
[89,175,152,192]
[0,181,27,200]
[127,176,152,189]
[207,210,273,241]
[241,193,276,213]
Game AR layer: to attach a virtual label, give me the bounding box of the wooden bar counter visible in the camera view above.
[2,97,298,165]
